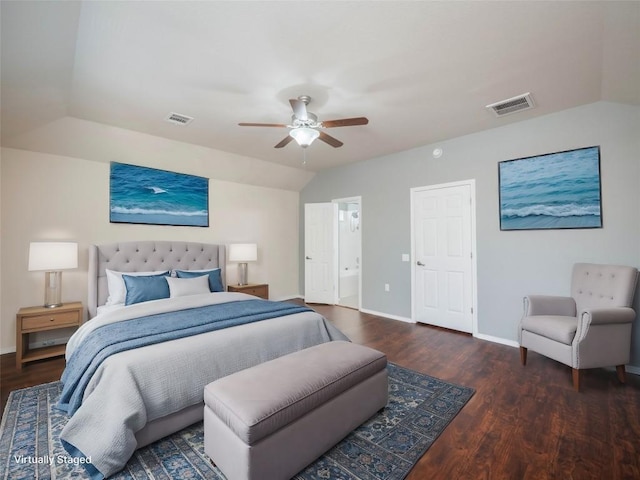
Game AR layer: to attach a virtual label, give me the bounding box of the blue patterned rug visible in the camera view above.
[1,363,474,479]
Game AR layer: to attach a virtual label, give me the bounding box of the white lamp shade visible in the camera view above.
[28,242,78,271]
[228,243,257,262]
[289,127,320,147]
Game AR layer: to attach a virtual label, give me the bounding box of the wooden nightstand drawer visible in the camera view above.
[242,285,268,298]
[21,310,80,330]
[227,284,269,300]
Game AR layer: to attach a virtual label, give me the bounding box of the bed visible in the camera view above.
[59,241,348,479]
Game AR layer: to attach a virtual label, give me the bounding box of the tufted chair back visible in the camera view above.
[571,263,638,312]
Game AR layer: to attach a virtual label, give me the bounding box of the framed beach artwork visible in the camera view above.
[498,146,602,231]
[110,162,209,227]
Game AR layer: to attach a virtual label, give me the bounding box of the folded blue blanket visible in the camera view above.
[58,300,311,415]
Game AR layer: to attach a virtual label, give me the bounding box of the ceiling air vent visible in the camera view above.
[486,93,534,117]
[164,112,194,125]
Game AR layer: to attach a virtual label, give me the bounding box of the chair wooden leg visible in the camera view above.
[520,346,527,366]
[572,368,580,392]
[616,365,626,384]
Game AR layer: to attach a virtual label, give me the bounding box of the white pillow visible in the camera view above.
[166,275,211,298]
[105,269,169,306]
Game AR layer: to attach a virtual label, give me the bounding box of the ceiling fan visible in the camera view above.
[239,95,368,149]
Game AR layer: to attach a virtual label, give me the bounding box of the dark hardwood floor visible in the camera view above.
[2,303,639,479]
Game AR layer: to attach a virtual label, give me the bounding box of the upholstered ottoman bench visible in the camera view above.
[203,340,388,480]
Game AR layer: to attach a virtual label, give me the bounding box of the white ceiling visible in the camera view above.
[2,1,639,172]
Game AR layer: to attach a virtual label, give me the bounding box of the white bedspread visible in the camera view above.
[59,294,348,479]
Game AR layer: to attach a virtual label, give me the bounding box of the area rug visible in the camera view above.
[1,363,474,480]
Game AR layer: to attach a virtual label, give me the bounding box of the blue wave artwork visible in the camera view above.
[499,146,602,230]
[110,162,209,227]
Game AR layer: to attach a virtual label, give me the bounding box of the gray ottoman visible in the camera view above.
[203,341,388,480]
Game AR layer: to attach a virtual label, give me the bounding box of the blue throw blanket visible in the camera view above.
[58,300,311,415]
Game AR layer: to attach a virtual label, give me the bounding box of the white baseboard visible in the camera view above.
[474,333,520,348]
[359,308,414,323]
[295,298,415,324]
[275,294,304,301]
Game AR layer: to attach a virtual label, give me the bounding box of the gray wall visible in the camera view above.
[300,101,640,367]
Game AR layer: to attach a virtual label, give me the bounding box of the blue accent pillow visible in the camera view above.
[123,274,170,305]
[175,268,223,292]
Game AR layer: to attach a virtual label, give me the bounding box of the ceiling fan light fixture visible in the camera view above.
[289,127,320,148]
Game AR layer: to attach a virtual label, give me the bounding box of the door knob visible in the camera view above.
[306,256,312,260]
[417,261,425,266]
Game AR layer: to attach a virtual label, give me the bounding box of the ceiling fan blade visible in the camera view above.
[239,122,288,127]
[289,99,308,121]
[321,117,369,128]
[318,131,343,148]
[274,136,294,148]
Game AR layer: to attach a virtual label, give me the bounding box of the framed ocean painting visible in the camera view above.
[110,162,209,227]
[498,146,602,231]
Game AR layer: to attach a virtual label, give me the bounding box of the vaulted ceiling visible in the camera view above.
[2,1,639,172]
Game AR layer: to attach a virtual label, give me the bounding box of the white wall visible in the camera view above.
[301,101,640,367]
[0,147,301,353]
[6,116,315,192]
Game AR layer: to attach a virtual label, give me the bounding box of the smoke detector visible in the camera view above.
[164,112,194,125]
[486,93,535,117]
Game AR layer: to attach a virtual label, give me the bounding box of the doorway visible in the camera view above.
[333,197,361,310]
[304,202,338,305]
[410,180,477,334]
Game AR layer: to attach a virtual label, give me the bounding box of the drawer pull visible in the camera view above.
[50,318,55,321]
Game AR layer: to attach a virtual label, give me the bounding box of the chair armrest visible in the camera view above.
[579,307,636,325]
[524,295,576,317]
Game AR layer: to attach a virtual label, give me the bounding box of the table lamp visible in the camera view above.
[28,242,78,308]
[228,243,257,286]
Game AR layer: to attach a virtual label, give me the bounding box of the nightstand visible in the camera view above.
[227,283,269,300]
[16,302,83,369]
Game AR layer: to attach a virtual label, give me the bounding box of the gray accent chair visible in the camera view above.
[519,263,638,391]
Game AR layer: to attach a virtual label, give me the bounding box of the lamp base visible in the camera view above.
[238,263,248,286]
[44,271,63,308]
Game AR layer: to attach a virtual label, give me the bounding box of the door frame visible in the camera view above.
[332,196,362,310]
[410,179,478,335]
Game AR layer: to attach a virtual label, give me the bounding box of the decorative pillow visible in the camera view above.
[175,268,224,292]
[122,274,170,306]
[105,269,169,306]
[166,275,211,298]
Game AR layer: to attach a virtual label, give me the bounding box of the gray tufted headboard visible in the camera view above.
[88,241,226,318]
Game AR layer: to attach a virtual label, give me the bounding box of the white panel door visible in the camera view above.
[304,203,338,304]
[412,183,474,333]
